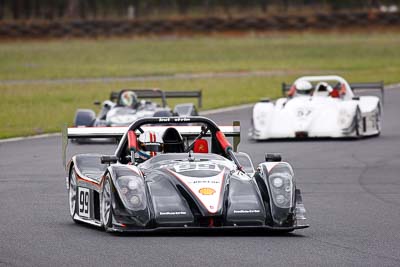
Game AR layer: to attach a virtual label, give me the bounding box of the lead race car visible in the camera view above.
[74,89,202,127]
[249,75,383,140]
[63,117,308,233]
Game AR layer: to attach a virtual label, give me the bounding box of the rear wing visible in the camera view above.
[62,121,240,167]
[349,82,384,104]
[282,81,384,101]
[110,89,202,108]
[164,91,202,108]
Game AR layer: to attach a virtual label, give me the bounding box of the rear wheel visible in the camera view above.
[101,176,113,231]
[74,109,96,127]
[73,109,96,144]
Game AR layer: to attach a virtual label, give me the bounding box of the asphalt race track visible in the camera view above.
[1,88,400,266]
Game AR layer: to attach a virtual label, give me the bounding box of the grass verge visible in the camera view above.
[0,32,399,138]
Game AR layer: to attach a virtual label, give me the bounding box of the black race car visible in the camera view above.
[74,89,202,127]
[63,117,308,233]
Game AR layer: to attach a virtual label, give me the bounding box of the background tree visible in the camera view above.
[66,0,79,18]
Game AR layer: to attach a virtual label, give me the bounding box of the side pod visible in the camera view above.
[107,165,152,227]
[255,161,308,228]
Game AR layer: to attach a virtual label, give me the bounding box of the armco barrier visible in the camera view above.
[0,12,399,38]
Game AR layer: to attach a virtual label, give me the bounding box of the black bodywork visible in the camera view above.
[65,117,308,233]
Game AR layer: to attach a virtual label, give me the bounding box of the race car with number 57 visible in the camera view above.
[63,117,308,233]
[249,75,383,140]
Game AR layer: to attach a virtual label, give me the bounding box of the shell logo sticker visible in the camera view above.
[199,187,216,195]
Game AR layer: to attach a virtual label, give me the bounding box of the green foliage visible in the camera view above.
[1,0,387,20]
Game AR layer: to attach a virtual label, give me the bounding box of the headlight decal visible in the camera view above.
[338,108,352,127]
[267,163,294,209]
[115,176,147,211]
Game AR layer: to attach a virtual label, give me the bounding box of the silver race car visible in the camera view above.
[74,89,202,127]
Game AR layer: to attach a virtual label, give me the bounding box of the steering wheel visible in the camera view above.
[333,82,341,90]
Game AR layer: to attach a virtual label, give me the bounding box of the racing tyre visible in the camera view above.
[375,104,382,136]
[354,107,363,138]
[74,109,96,127]
[101,175,113,231]
[73,109,96,143]
[68,167,79,223]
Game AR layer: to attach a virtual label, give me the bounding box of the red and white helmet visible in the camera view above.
[137,131,163,160]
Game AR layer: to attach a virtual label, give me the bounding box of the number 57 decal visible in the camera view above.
[78,187,90,218]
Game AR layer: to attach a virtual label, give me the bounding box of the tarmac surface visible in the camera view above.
[1,88,400,266]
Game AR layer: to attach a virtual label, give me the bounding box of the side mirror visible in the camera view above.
[265,153,282,162]
[94,100,101,106]
[260,98,270,103]
[352,97,360,101]
[101,155,118,164]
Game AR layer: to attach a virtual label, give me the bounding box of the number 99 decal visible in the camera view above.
[78,187,90,218]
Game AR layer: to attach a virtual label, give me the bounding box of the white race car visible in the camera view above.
[249,75,383,140]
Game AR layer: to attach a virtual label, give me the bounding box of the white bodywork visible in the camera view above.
[250,76,382,140]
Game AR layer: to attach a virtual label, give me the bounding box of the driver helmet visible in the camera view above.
[315,82,333,93]
[121,91,138,107]
[295,80,313,95]
[137,131,163,161]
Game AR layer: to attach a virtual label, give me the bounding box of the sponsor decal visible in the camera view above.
[159,118,170,122]
[159,211,187,216]
[197,143,207,153]
[199,187,216,195]
[233,209,261,214]
[167,168,225,213]
[173,117,191,122]
[192,180,219,184]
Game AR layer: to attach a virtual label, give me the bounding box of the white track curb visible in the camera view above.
[0,133,61,143]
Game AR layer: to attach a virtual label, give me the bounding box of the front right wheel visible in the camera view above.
[101,176,113,231]
[354,107,363,138]
[68,168,79,223]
